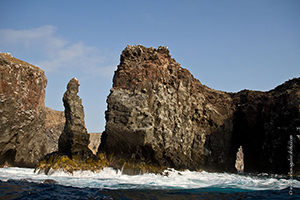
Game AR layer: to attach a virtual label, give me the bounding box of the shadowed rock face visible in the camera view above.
[100,45,300,174]
[0,53,64,167]
[58,78,93,159]
[232,80,300,174]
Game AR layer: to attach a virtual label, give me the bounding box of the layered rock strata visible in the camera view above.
[100,45,300,174]
[0,53,64,167]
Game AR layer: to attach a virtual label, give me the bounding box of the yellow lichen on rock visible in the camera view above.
[35,151,170,175]
[35,153,107,175]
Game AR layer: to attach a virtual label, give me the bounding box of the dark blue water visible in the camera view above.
[1,179,299,200]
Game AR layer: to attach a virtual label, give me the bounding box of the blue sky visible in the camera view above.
[1,0,299,132]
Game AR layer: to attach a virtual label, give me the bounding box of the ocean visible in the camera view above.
[0,167,299,199]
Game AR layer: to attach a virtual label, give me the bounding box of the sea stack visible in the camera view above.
[58,78,93,159]
[36,78,105,174]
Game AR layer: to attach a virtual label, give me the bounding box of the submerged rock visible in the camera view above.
[100,45,300,174]
[0,53,64,167]
[42,179,58,184]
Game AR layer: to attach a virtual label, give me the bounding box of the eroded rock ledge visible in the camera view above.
[100,45,300,174]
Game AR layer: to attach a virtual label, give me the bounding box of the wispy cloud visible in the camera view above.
[0,25,66,52]
[0,25,116,77]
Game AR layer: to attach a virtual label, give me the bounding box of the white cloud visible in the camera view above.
[37,41,105,73]
[0,25,115,77]
[0,25,66,50]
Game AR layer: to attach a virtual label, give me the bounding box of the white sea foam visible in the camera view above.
[0,167,299,191]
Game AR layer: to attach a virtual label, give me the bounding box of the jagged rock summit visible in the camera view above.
[0,52,64,167]
[100,45,300,174]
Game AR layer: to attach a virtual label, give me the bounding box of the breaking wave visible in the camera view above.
[0,167,299,191]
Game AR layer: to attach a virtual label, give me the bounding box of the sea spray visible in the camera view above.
[235,145,244,173]
[1,167,299,191]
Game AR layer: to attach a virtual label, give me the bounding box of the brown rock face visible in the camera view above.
[0,53,64,167]
[58,78,94,159]
[101,45,235,171]
[101,45,300,174]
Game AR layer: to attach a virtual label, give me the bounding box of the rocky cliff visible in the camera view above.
[0,53,64,167]
[100,45,300,174]
[100,45,236,172]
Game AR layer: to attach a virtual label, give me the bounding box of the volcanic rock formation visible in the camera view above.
[36,78,104,174]
[0,53,64,167]
[58,78,94,159]
[100,45,300,174]
[100,45,236,171]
